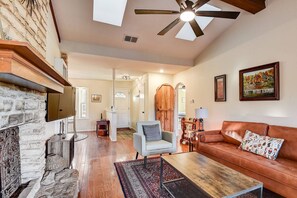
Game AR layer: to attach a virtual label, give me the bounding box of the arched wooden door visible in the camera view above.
[155,84,175,131]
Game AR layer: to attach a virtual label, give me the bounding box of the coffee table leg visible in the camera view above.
[258,186,263,198]
[160,158,163,189]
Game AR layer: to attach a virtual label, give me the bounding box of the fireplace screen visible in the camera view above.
[0,127,21,198]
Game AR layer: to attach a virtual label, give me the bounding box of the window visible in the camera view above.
[115,91,127,99]
[76,87,88,119]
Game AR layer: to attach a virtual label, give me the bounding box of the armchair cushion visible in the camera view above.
[142,124,161,141]
[146,140,173,151]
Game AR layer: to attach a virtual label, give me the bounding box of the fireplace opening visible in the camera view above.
[0,127,21,198]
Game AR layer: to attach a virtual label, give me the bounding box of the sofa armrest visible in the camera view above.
[200,134,224,143]
[162,131,176,148]
[133,133,146,155]
[197,130,221,142]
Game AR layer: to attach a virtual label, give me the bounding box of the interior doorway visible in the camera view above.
[175,83,186,135]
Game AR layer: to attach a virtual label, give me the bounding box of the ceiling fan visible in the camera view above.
[135,0,240,37]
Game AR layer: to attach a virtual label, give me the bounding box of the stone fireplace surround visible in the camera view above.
[0,82,48,183]
[0,82,49,196]
[0,38,75,197]
[0,82,79,198]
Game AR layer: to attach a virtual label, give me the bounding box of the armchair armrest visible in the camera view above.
[133,133,146,155]
[162,131,174,142]
[162,131,176,148]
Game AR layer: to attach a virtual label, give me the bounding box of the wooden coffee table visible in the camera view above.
[160,152,263,198]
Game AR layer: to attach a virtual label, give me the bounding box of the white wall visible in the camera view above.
[46,10,61,66]
[69,79,132,131]
[174,0,297,129]
[178,88,186,114]
[69,79,112,131]
[131,75,146,130]
[45,9,62,135]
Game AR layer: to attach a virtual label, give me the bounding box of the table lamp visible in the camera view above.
[195,107,208,131]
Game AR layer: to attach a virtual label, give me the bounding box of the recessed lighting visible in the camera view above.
[160,69,164,73]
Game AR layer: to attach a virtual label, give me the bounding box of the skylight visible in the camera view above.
[93,0,127,27]
[176,4,221,41]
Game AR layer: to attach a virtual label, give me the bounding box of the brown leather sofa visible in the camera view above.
[196,121,297,197]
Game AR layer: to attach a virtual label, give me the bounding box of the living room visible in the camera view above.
[0,0,296,197]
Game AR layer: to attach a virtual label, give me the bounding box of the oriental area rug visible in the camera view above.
[114,157,282,198]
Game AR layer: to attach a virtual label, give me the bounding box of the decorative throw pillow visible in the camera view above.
[239,130,284,160]
[142,124,161,142]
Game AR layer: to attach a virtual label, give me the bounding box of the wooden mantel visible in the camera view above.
[0,40,71,93]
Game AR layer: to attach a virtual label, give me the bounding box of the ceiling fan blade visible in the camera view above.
[158,18,181,36]
[196,11,240,19]
[189,20,204,37]
[135,9,180,14]
[192,0,210,10]
[176,0,186,9]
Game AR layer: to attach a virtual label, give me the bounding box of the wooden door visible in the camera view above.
[155,84,175,131]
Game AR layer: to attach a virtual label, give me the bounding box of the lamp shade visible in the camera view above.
[195,107,208,119]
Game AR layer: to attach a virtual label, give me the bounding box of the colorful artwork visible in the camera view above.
[239,62,279,101]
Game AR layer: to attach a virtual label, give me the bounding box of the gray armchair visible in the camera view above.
[133,121,177,167]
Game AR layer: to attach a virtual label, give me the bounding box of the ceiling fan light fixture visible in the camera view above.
[180,10,195,22]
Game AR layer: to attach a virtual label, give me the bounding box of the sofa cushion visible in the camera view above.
[142,124,161,142]
[240,130,284,160]
[198,142,297,189]
[221,121,269,145]
[225,131,243,144]
[146,140,172,151]
[268,125,297,161]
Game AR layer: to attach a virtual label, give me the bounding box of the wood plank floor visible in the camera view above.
[73,130,188,198]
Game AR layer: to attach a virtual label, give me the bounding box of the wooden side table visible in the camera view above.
[187,130,198,152]
[180,118,199,144]
[96,120,110,137]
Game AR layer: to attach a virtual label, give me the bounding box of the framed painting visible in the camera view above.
[239,62,279,101]
[91,94,102,103]
[214,74,226,102]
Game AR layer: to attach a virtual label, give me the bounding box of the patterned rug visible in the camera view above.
[114,157,283,198]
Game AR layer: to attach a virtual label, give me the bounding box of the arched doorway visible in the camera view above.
[174,83,186,136]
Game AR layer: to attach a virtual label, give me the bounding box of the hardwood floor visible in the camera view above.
[73,129,188,198]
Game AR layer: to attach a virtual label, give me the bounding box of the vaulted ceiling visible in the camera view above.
[51,0,266,80]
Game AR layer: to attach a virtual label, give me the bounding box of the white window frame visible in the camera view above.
[76,87,89,119]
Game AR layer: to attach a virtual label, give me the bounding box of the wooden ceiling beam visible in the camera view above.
[220,0,266,14]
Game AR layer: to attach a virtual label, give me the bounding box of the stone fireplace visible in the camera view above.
[1,0,77,196]
[0,40,73,198]
[0,82,48,197]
